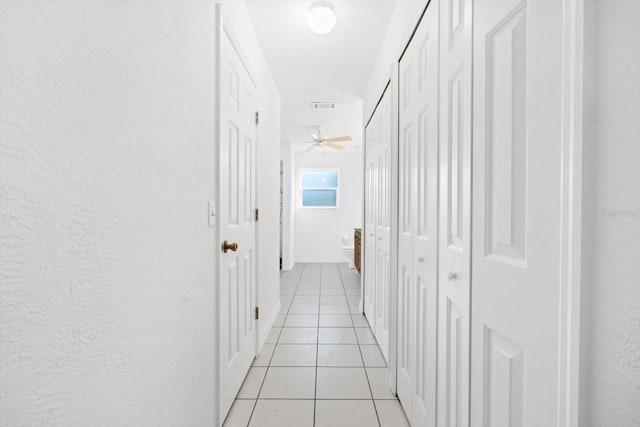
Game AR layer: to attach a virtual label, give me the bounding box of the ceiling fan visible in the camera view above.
[305,125,352,151]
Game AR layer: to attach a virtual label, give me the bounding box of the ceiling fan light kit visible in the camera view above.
[308,1,336,34]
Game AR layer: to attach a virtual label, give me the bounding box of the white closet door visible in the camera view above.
[374,88,391,361]
[471,1,565,425]
[364,87,392,361]
[397,2,439,424]
[397,45,417,418]
[437,0,473,426]
[364,125,376,322]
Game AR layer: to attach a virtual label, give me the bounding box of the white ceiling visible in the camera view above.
[245,0,395,148]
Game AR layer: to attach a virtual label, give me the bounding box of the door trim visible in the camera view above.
[557,1,586,425]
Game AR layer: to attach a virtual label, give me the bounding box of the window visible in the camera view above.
[300,169,339,208]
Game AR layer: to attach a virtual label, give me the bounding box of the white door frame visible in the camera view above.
[557,1,586,425]
[215,5,260,425]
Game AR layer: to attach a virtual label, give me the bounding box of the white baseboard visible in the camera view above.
[258,300,281,349]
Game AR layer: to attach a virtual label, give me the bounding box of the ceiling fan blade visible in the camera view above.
[325,141,346,150]
[326,135,352,143]
[305,143,318,152]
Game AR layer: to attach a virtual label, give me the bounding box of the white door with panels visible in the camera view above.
[397,1,439,424]
[364,123,377,323]
[374,88,391,361]
[218,18,258,424]
[470,1,567,425]
[436,0,473,425]
[364,86,392,361]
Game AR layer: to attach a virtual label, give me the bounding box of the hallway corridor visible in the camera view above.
[223,263,409,427]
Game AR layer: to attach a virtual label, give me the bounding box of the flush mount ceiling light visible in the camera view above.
[308,1,336,34]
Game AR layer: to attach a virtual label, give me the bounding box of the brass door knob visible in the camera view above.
[222,240,238,253]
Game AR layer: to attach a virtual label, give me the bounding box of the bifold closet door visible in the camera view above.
[375,88,392,360]
[397,1,439,425]
[437,0,473,425]
[470,1,566,425]
[364,87,392,361]
[364,124,376,322]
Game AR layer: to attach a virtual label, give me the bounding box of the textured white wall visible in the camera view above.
[0,2,219,425]
[293,151,363,263]
[584,1,640,425]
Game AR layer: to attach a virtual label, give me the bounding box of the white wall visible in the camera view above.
[218,0,283,347]
[0,2,218,425]
[281,143,296,270]
[256,81,282,344]
[293,151,363,263]
[582,2,640,425]
[363,0,427,121]
[0,1,281,425]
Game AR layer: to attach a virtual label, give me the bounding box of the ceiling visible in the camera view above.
[245,0,395,148]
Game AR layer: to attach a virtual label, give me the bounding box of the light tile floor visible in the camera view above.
[223,263,410,427]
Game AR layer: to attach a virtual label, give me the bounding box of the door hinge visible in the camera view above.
[255,208,259,221]
[255,307,259,320]
[255,111,260,125]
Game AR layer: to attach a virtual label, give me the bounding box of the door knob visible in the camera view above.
[447,270,457,281]
[417,256,425,263]
[222,240,238,253]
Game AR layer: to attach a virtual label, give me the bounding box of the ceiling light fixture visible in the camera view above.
[308,1,336,34]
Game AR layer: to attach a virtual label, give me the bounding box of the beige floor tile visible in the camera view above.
[222,399,255,427]
[319,314,353,327]
[284,314,318,327]
[249,400,314,427]
[260,367,316,399]
[252,343,276,367]
[271,344,317,366]
[318,327,357,344]
[376,400,410,427]
[237,367,267,399]
[316,367,371,399]
[366,368,396,399]
[278,327,318,344]
[317,344,363,367]
[360,344,387,367]
[315,400,379,427]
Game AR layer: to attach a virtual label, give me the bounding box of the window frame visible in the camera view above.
[299,168,340,209]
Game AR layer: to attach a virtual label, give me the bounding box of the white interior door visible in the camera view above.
[218,20,258,424]
[437,0,473,425]
[470,1,565,425]
[397,2,439,425]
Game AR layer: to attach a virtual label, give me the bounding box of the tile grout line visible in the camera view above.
[338,265,383,427]
[312,262,323,427]
[244,263,307,427]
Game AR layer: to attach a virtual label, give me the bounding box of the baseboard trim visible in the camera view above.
[258,300,281,350]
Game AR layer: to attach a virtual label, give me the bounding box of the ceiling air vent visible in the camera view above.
[311,102,336,109]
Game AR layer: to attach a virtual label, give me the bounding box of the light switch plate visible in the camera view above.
[208,201,216,227]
